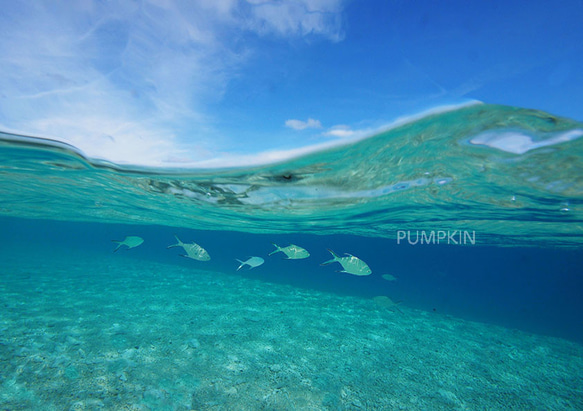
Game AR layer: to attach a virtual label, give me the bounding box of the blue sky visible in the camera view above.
[0,0,582,167]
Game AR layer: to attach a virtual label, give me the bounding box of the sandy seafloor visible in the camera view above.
[1,249,582,411]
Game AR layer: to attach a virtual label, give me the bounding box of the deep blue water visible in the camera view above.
[3,217,582,344]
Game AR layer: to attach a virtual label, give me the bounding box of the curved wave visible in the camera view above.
[1,104,582,246]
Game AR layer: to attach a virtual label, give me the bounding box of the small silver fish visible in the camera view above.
[320,249,372,276]
[167,235,210,261]
[381,274,397,282]
[112,236,144,252]
[269,243,310,259]
[236,256,264,271]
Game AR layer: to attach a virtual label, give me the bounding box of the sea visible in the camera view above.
[1,103,582,410]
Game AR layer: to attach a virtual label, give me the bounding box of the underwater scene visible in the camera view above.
[1,103,583,410]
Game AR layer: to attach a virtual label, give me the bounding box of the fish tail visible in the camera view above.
[236,259,244,271]
[167,235,182,249]
[268,243,280,256]
[111,240,122,253]
[320,249,339,266]
[327,248,340,259]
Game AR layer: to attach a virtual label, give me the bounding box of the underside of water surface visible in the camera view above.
[1,103,582,246]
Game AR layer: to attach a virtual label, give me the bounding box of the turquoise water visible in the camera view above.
[1,104,583,409]
[2,104,583,246]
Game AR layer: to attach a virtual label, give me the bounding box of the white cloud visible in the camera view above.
[0,0,345,166]
[285,118,323,130]
[323,124,355,138]
[245,0,345,41]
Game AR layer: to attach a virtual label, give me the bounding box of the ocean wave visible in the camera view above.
[1,103,582,246]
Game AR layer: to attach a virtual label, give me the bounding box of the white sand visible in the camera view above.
[1,251,581,410]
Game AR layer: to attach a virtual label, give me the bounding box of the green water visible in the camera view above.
[1,103,582,246]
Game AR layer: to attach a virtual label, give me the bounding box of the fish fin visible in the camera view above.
[111,240,122,252]
[327,249,340,259]
[167,235,182,249]
[179,254,189,259]
[268,244,280,256]
[345,253,355,257]
[321,249,339,265]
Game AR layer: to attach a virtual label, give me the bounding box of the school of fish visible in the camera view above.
[112,235,377,276]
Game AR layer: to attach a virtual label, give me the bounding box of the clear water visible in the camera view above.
[2,103,583,246]
[1,104,583,409]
